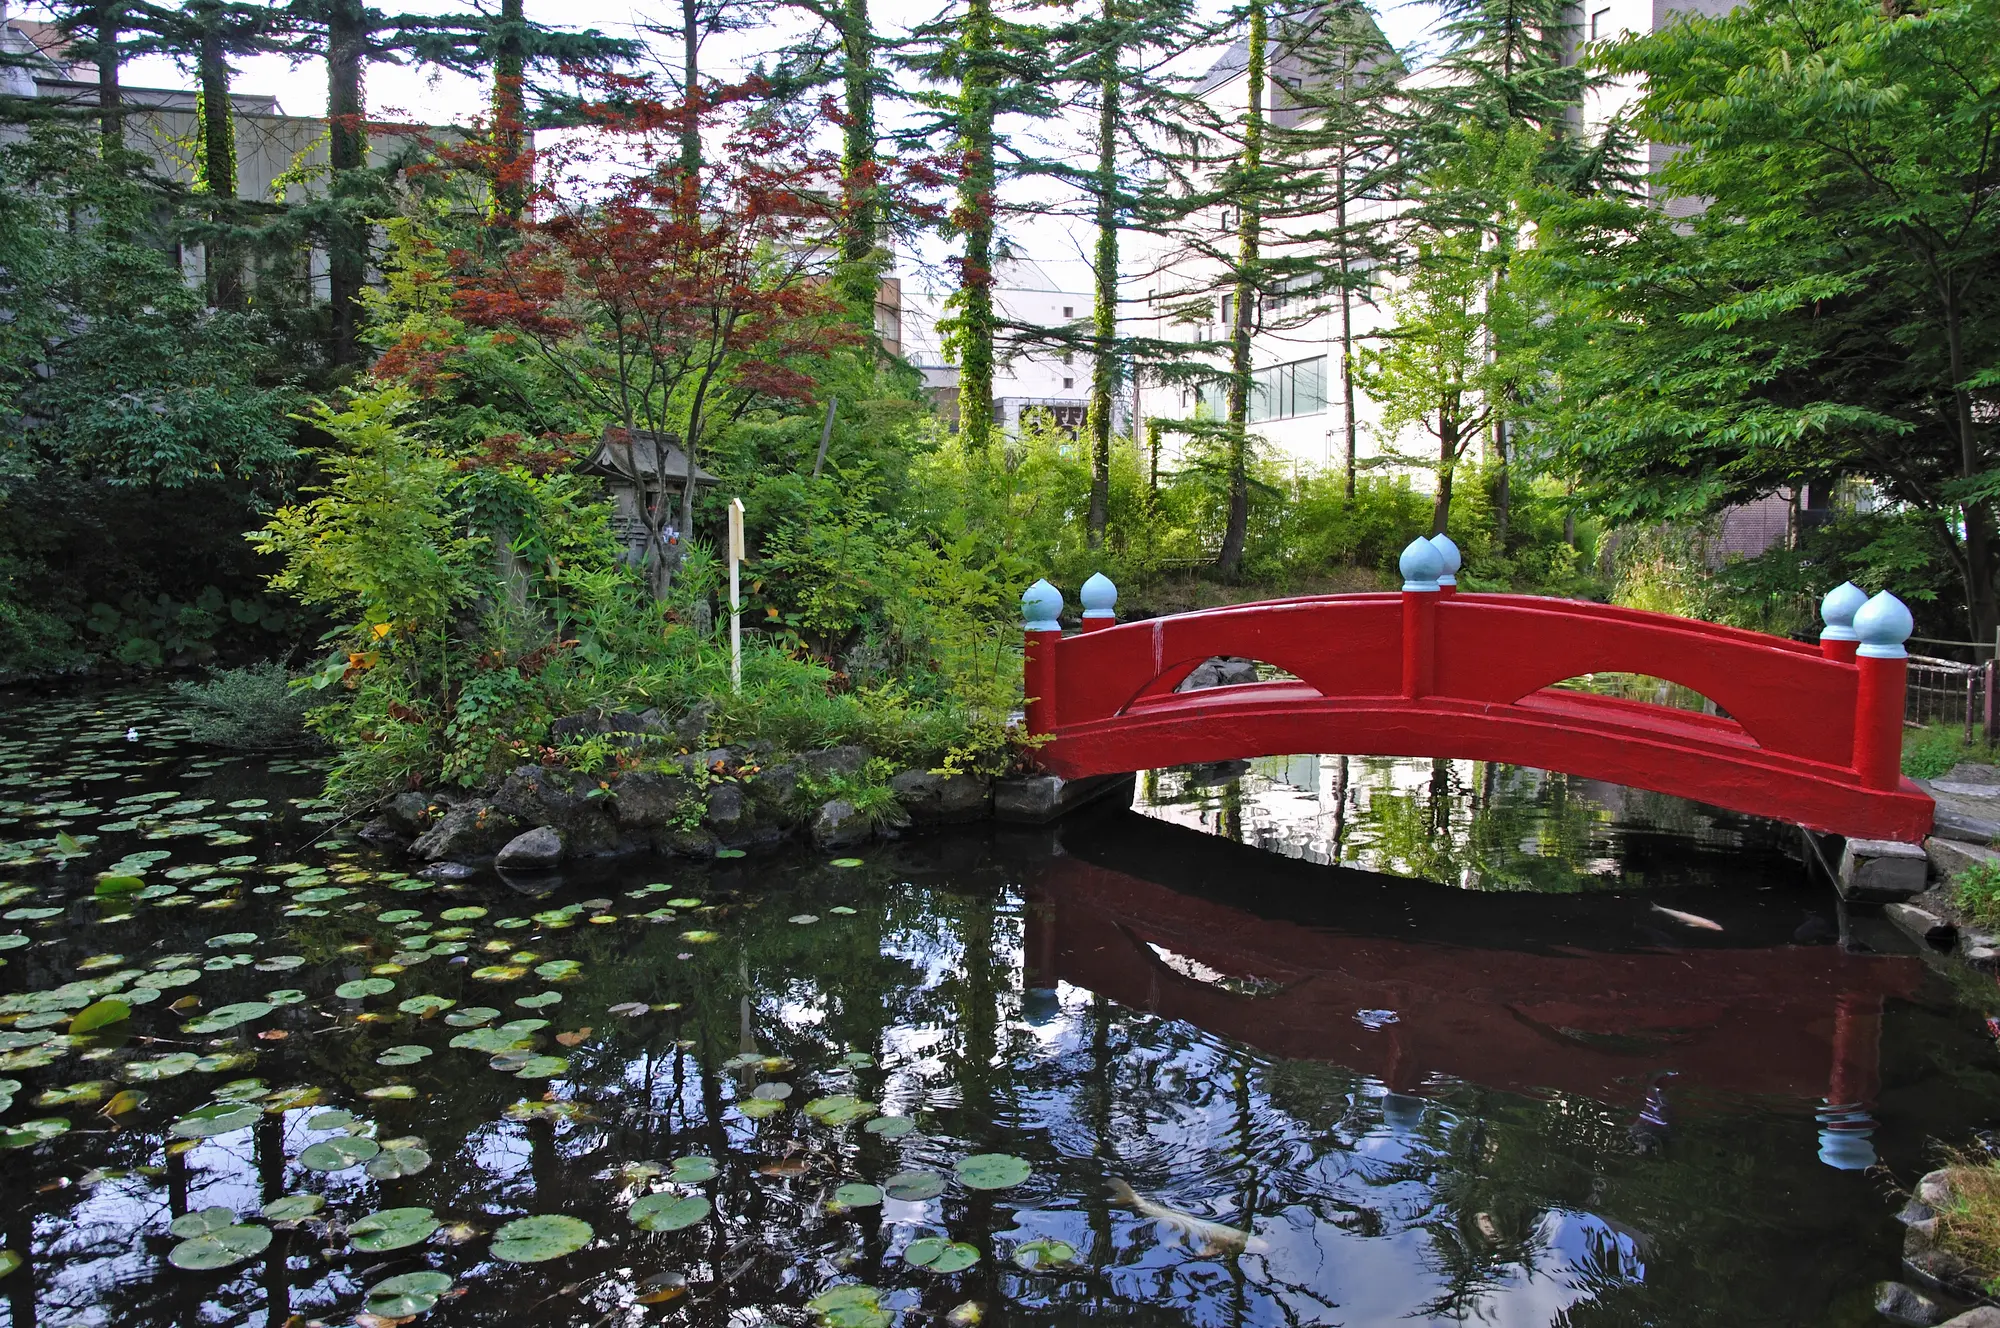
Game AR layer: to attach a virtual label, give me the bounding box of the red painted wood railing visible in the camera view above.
[1021,538,1932,842]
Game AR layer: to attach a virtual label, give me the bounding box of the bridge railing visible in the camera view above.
[1020,534,1916,793]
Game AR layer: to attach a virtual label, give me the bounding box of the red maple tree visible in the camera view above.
[450,76,862,594]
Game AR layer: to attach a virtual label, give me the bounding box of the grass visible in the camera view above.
[1933,1151,2000,1294]
[1903,722,2000,780]
[1955,862,2000,928]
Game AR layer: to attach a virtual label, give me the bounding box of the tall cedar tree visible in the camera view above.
[1216,0,1265,576]
[767,0,893,324]
[1264,0,1404,498]
[1022,0,1206,547]
[907,0,1058,452]
[450,80,862,596]
[285,0,633,359]
[1524,0,2000,636]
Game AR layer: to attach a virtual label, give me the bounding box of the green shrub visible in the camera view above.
[1955,861,2000,926]
[172,662,316,750]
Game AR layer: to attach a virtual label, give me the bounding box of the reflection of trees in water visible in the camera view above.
[1345,759,1617,891]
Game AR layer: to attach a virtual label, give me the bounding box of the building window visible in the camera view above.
[1197,357,1328,421]
[1590,6,1611,38]
[1062,377,1074,389]
[1251,356,1327,421]
[1062,305,1073,318]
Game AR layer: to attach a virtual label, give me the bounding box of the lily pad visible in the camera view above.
[832,1182,883,1209]
[349,1206,440,1251]
[167,1222,271,1270]
[515,991,562,1010]
[630,1193,710,1231]
[68,999,130,1035]
[0,1118,68,1149]
[1012,1237,1078,1270]
[678,930,720,944]
[439,906,487,921]
[124,1053,201,1081]
[733,1098,785,1120]
[491,1214,593,1263]
[670,1155,717,1183]
[955,1153,1032,1191]
[335,978,395,999]
[299,1135,380,1172]
[193,1001,273,1031]
[398,994,457,1017]
[205,932,258,949]
[366,1270,454,1317]
[752,1082,794,1101]
[366,1139,433,1179]
[169,1103,261,1138]
[471,965,528,982]
[905,1236,979,1273]
[305,1109,354,1130]
[0,1250,20,1279]
[864,1116,916,1139]
[808,1284,891,1328]
[804,1095,877,1127]
[169,1207,238,1238]
[512,1055,569,1079]
[443,1006,500,1028]
[376,1045,433,1067]
[884,1169,946,1202]
[829,858,864,868]
[260,1194,323,1222]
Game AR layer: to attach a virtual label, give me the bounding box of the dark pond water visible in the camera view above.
[1,690,1997,1328]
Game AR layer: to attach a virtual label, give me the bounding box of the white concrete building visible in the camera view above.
[901,257,1097,436]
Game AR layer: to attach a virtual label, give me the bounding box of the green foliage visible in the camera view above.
[1954,860,2000,928]
[1904,724,1999,782]
[1524,0,2000,635]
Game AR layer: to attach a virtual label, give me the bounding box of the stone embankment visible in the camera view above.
[354,704,1146,874]
[1871,763,2000,968]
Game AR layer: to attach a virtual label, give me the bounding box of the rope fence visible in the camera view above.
[1905,653,1992,744]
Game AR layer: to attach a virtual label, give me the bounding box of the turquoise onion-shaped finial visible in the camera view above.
[1819,581,1867,642]
[1429,533,1462,587]
[1080,572,1118,620]
[1399,537,1444,592]
[1021,579,1063,632]
[1853,590,1913,660]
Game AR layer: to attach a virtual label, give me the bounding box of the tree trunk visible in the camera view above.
[1944,285,1998,642]
[491,0,529,221]
[954,0,997,453]
[1215,0,1264,580]
[1433,408,1457,535]
[95,1,122,155]
[326,0,369,363]
[1086,0,1119,549]
[837,0,879,324]
[1494,423,1509,544]
[1337,154,1357,500]
[196,18,241,307]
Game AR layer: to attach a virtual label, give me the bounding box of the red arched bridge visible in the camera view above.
[1020,536,1932,843]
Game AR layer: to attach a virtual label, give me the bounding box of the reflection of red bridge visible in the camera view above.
[1023,856,1923,1110]
[1021,553,1932,841]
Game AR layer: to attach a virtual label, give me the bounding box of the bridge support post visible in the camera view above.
[1819,581,1865,662]
[1429,533,1461,596]
[1022,579,1063,737]
[1852,590,1914,791]
[1400,538,1444,700]
[1079,573,1117,632]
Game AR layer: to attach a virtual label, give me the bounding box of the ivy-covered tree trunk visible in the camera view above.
[491,0,529,220]
[1216,0,1263,579]
[195,17,240,307]
[953,0,998,453]
[326,0,369,362]
[1086,0,1119,547]
[837,0,880,324]
[1337,153,1357,498]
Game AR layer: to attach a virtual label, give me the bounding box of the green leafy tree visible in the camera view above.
[1524,0,2000,635]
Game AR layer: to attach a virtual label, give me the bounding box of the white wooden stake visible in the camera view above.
[727,497,745,694]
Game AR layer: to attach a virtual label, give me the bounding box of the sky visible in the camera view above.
[108,0,1445,296]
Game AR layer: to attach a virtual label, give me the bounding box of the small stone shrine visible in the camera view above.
[578,428,719,564]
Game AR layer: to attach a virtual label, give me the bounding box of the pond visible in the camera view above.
[0,688,1995,1327]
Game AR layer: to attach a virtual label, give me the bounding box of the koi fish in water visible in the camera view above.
[1108,1179,1269,1256]
[1649,904,1723,932]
